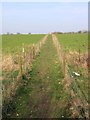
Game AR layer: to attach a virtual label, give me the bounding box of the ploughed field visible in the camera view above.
[2,33,88,119]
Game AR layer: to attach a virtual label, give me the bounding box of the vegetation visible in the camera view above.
[57,33,88,108]
[2,34,45,106]
[56,33,88,53]
[2,35,72,118]
[2,34,45,54]
[2,33,89,118]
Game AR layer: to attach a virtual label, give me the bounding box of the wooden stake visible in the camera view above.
[79,49,81,62]
[19,55,23,79]
[63,52,66,78]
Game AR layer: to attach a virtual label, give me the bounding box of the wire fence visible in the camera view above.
[52,34,89,119]
[2,34,48,102]
[18,34,48,79]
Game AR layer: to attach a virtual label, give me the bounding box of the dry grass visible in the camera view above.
[2,54,19,72]
[65,51,88,118]
[2,35,48,103]
[2,54,20,102]
[66,51,88,69]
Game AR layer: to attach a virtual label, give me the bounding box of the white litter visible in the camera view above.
[73,72,80,76]
[47,76,49,79]
[22,47,24,53]
[71,75,74,78]
[58,82,61,84]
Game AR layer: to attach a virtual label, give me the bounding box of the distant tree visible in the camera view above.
[83,30,88,33]
[17,32,20,34]
[7,32,10,34]
[78,31,82,33]
[52,32,63,34]
[57,32,63,34]
[28,33,31,34]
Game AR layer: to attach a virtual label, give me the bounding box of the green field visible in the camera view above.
[2,34,45,54]
[57,33,88,53]
[2,33,88,118]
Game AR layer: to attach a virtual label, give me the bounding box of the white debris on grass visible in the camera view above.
[71,75,74,78]
[58,82,61,84]
[16,113,19,116]
[47,76,49,79]
[70,107,74,110]
[73,72,80,77]
[22,47,25,53]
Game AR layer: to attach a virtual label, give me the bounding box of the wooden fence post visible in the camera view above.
[19,55,23,79]
[32,44,35,59]
[35,45,37,56]
[22,47,25,60]
[30,46,33,60]
[29,46,32,71]
[79,49,81,62]
[22,43,25,60]
[63,52,66,78]
[38,44,40,54]
[39,42,41,50]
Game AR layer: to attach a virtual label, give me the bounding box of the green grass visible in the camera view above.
[2,33,88,118]
[57,33,88,106]
[2,34,45,105]
[2,34,45,54]
[2,35,71,118]
[56,33,88,53]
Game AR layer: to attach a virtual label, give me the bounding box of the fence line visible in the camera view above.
[2,34,48,102]
[52,34,89,118]
[18,34,48,79]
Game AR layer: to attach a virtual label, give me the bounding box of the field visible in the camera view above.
[2,33,89,118]
[2,34,46,106]
[57,33,88,117]
[56,33,88,53]
[2,34,45,54]
[57,33,88,91]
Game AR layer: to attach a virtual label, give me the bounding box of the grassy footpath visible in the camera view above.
[3,35,71,118]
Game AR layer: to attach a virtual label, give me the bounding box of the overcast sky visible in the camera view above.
[2,2,88,34]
